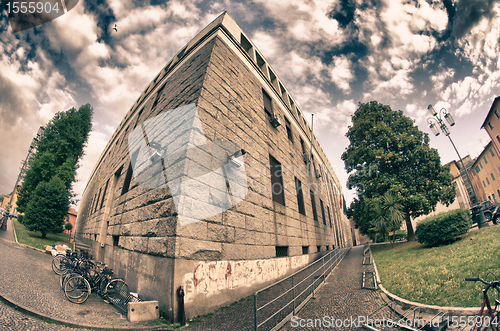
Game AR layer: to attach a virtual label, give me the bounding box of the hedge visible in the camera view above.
[415,208,472,246]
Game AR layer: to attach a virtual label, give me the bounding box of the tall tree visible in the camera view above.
[341,101,455,241]
[23,177,69,238]
[17,104,93,235]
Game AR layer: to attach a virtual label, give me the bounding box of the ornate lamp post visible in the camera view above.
[427,104,486,227]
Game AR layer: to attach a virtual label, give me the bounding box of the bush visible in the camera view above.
[416,209,472,246]
[389,230,407,241]
[17,214,23,224]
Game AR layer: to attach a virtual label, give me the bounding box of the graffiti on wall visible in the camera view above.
[182,255,310,302]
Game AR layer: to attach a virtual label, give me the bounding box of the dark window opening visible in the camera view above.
[94,234,97,241]
[263,89,273,120]
[495,109,500,119]
[295,177,306,215]
[121,162,133,195]
[302,246,309,254]
[276,246,289,257]
[310,190,318,221]
[241,33,252,54]
[317,245,321,252]
[320,199,326,225]
[270,155,285,205]
[100,179,109,209]
[326,246,330,251]
[285,117,293,142]
[256,52,266,71]
[95,188,102,213]
[113,235,120,247]
[327,206,332,227]
[300,138,306,154]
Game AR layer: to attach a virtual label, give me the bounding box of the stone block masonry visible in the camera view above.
[74,12,352,322]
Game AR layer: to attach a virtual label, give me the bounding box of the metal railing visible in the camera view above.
[253,248,350,331]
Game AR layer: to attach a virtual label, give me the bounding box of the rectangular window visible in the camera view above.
[270,155,285,205]
[497,135,500,144]
[317,245,321,252]
[113,235,120,247]
[320,199,326,225]
[100,179,109,209]
[476,166,481,173]
[496,109,500,119]
[327,206,332,227]
[285,117,293,142]
[487,177,491,185]
[295,177,306,215]
[121,162,134,195]
[489,122,494,130]
[483,180,487,187]
[484,157,488,165]
[310,190,318,221]
[492,173,496,181]
[491,149,496,157]
[480,161,484,169]
[276,246,289,257]
[302,246,309,254]
[300,138,306,154]
[263,90,273,119]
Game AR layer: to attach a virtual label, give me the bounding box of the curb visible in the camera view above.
[370,247,481,317]
[0,291,169,330]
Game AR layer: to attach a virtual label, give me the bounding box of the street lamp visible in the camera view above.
[427,104,486,227]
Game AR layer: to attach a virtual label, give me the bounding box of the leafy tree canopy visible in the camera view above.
[17,104,93,214]
[341,101,455,241]
[23,176,70,238]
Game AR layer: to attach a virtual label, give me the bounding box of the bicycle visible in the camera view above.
[63,262,129,304]
[459,277,500,331]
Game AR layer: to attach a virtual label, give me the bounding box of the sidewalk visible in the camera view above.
[0,217,167,330]
[279,246,390,331]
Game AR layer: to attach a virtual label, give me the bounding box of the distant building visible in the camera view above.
[64,208,77,233]
[75,12,351,321]
[469,141,500,204]
[409,156,473,229]
[481,96,500,156]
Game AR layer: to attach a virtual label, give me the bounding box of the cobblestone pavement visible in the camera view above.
[0,217,165,330]
[280,246,391,331]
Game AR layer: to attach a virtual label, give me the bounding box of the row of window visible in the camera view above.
[270,154,334,228]
[276,245,333,257]
[474,148,496,174]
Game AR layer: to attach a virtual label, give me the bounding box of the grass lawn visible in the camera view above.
[12,219,70,251]
[371,225,500,308]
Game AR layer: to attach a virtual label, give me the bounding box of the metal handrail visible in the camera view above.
[254,247,349,331]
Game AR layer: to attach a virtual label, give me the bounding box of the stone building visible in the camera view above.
[75,12,351,320]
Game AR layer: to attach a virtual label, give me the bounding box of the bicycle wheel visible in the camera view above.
[64,275,91,304]
[105,279,129,301]
[52,254,70,275]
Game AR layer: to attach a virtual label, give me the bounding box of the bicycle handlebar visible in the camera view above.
[466,277,500,293]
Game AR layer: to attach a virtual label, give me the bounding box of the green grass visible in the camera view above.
[371,225,500,308]
[12,219,70,250]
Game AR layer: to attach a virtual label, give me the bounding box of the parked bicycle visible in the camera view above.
[62,261,129,305]
[458,277,500,331]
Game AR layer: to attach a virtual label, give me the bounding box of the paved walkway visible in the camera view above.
[0,217,165,330]
[279,246,389,331]
[0,218,387,331]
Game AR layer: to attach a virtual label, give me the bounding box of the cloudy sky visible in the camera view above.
[0,0,498,208]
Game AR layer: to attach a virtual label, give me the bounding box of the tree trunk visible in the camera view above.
[405,212,415,241]
[41,232,47,239]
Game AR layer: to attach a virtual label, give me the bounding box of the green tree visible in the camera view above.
[17,104,92,237]
[23,177,69,238]
[342,101,455,241]
[17,104,93,213]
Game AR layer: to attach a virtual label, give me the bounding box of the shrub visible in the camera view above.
[17,214,24,224]
[416,209,472,246]
[389,230,407,241]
